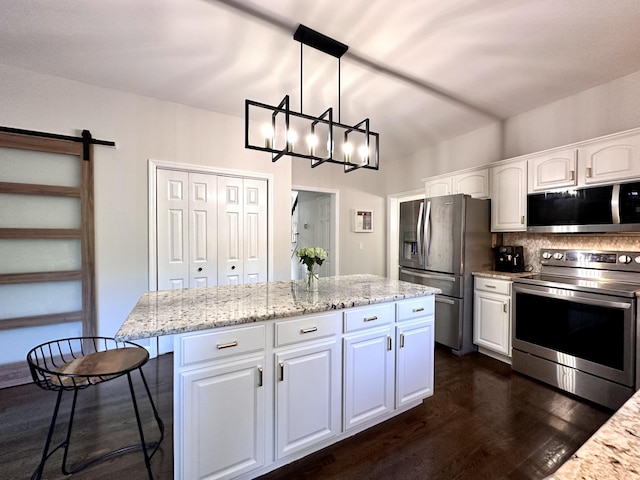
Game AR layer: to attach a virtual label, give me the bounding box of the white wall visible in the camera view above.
[391,69,640,187]
[292,161,387,276]
[0,64,292,339]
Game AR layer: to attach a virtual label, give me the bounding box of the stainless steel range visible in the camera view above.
[512,249,640,410]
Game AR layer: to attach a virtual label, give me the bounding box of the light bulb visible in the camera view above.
[262,124,274,149]
[306,134,318,156]
[343,142,353,162]
[286,130,298,152]
[358,144,369,163]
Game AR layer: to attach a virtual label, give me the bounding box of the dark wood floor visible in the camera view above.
[0,348,611,480]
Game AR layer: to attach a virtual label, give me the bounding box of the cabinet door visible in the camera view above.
[396,318,434,408]
[275,340,340,459]
[473,290,510,356]
[343,326,394,431]
[528,148,577,192]
[178,356,265,480]
[453,169,489,198]
[579,132,640,185]
[490,161,527,232]
[425,177,452,198]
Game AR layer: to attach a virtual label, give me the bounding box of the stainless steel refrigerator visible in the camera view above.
[398,194,492,355]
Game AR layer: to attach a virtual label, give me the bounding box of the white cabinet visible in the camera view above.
[424,168,489,199]
[275,339,341,458]
[473,277,511,362]
[274,313,341,459]
[173,297,436,479]
[527,132,640,192]
[528,148,577,192]
[579,132,640,185]
[343,304,395,431]
[395,297,435,407]
[490,160,527,232]
[396,318,434,406]
[174,325,266,480]
[425,177,452,197]
[453,168,490,198]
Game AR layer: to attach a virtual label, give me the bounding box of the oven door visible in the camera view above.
[513,283,635,387]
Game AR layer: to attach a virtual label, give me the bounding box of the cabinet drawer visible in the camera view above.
[274,312,339,347]
[179,324,265,367]
[396,297,435,322]
[343,303,394,333]
[475,277,511,295]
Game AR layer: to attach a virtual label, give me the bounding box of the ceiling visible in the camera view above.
[2,0,640,160]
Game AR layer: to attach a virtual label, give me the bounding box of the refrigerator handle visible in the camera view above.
[416,201,424,263]
[424,200,432,264]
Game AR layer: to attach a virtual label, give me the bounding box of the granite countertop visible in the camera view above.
[472,270,535,280]
[549,388,640,479]
[115,274,441,341]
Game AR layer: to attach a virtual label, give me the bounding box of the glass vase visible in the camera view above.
[306,267,319,292]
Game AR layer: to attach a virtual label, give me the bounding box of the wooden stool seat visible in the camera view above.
[51,348,149,387]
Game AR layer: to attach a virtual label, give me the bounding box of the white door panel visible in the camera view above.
[243,178,268,283]
[157,169,189,290]
[189,173,217,288]
[218,176,244,285]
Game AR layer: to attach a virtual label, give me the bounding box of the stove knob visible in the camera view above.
[553,253,564,260]
[542,252,552,259]
[619,255,632,264]
[635,256,640,264]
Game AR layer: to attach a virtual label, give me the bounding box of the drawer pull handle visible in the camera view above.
[387,336,392,351]
[258,367,263,387]
[503,303,507,313]
[412,307,424,312]
[279,362,284,382]
[364,316,378,322]
[586,166,592,178]
[301,326,318,334]
[485,285,497,289]
[400,333,405,348]
[217,340,238,350]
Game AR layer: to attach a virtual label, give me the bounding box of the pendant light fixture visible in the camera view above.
[245,24,379,173]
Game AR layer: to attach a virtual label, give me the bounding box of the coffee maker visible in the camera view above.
[495,246,525,273]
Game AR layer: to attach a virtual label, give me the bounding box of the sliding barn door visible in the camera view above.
[0,133,95,388]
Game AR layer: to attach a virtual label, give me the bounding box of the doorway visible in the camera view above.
[291,187,339,280]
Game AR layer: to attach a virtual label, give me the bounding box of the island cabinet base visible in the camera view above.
[173,296,435,480]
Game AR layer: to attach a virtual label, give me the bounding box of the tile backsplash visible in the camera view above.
[502,233,640,272]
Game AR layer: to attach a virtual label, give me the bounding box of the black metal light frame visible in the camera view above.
[244,24,379,173]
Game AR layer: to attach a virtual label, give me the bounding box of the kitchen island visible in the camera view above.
[116,274,440,480]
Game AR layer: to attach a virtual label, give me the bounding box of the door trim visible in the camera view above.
[386,188,425,280]
[291,185,340,276]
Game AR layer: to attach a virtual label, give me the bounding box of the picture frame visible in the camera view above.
[354,209,373,232]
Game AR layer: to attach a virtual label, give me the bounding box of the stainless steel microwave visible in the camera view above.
[527,181,640,233]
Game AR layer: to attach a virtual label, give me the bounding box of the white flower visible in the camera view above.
[296,246,328,271]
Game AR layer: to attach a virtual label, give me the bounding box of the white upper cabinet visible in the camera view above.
[424,177,452,198]
[453,168,490,198]
[490,160,527,232]
[578,132,640,185]
[425,167,489,199]
[528,148,577,192]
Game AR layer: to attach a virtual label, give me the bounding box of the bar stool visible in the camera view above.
[26,337,164,480]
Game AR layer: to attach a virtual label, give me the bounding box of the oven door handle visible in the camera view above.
[514,286,632,310]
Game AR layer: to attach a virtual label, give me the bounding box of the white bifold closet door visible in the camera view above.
[157,170,268,289]
[156,169,268,352]
[217,175,268,285]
